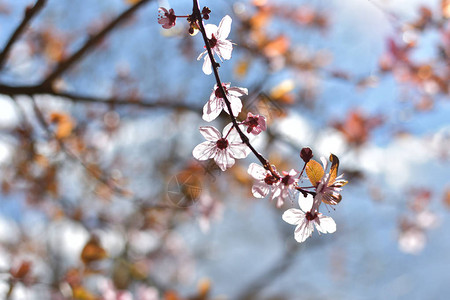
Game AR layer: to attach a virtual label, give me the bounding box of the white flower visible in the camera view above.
[282,194,336,243]
[193,123,249,171]
[315,156,347,205]
[248,163,281,199]
[197,15,233,75]
[203,83,247,122]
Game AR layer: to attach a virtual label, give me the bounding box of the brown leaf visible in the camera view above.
[80,236,107,264]
[328,154,339,184]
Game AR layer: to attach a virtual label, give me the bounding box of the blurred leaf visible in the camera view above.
[81,236,107,264]
[10,261,32,280]
[50,112,75,139]
[72,286,97,300]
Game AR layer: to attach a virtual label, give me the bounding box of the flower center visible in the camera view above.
[305,211,317,221]
[214,84,228,98]
[281,175,292,186]
[216,138,229,150]
[264,174,278,185]
[209,34,218,48]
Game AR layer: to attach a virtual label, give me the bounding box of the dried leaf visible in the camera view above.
[328,154,339,184]
[50,112,75,139]
[306,159,324,187]
[72,286,97,300]
[81,236,107,264]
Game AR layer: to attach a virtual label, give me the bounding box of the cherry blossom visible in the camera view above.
[282,194,336,243]
[203,83,247,122]
[248,163,281,199]
[273,169,299,207]
[158,7,176,29]
[197,15,233,75]
[242,112,267,135]
[192,123,249,171]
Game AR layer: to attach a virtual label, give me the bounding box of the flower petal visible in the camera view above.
[228,86,248,97]
[282,208,303,225]
[199,126,221,141]
[294,220,314,243]
[217,15,232,40]
[298,193,314,212]
[228,143,249,159]
[247,163,267,180]
[202,98,224,122]
[214,149,235,171]
[314,214,336,234]
[202,55,212,75]
[204,24,218,39]
[252,182,269,198]
[216,40,233,60]
[193,141,216,160]
[222,95,242,116]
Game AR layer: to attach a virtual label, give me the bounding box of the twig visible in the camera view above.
[0,83,200,112]
[192,0,278,177]
[41,0,152,86]
[0,0,47,69]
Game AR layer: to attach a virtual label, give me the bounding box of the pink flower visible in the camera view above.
[158,7,176,29]
[248,164,298,208]
[197,15,233,75]
[99,279,133,300]
[272,169,299,207]
[203,83,247,122]
[196,190,224,233]
[247,163,281,199]
[282,194,336,243]
[242,112,266,135]
[193,123,249,171]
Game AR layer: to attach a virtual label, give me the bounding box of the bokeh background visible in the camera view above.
[0,0,449,299]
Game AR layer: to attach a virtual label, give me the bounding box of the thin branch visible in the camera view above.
[0,83,200,112]
[0,0,47,69]
[41,0,152,86]
[192,0,277,176]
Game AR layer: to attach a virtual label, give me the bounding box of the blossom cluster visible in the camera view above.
[157,6,347,243]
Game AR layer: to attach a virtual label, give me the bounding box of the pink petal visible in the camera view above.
[193,142,216,160]
[223,95,242,116]
[252,182,270,198]
[214,150,235,171]
[228,143,249,159]
[247,163,267,180]
[199,126,221,141]
[228,86,248,97]
[202,98,224,122]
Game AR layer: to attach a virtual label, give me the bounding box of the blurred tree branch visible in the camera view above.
[0,0,47,69]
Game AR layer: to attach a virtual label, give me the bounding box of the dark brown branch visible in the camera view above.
[0,83,200,112]
[41,0,152,86]
[0,0,47,69]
